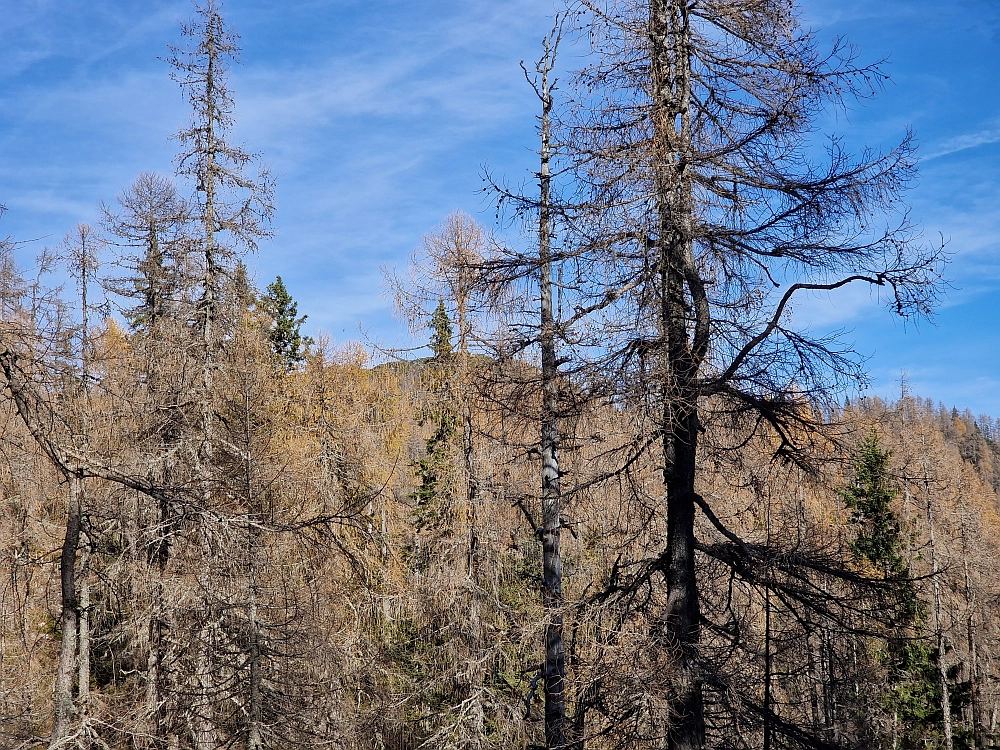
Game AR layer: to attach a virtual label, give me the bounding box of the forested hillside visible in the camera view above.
[0,1,991,749]
[1,310,1000,750]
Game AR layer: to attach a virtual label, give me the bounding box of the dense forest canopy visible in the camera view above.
[0,2,995,750]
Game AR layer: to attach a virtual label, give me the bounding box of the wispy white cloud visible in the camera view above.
[923,126,1000,160]
[0,0,186,77]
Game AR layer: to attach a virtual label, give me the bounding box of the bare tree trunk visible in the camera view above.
[51,473,83,746]
[147,493,173,748]
[192,623,217,750]
[532,30,568,750]
[538,94,566,749]
[463,398,479,579]
[143,404,182,749]
[660,420,703,750]
[193,530,217,750]
[247,505,264,750]
[968,599,984,749]
[78,508,91,744]
[248,597,263,750]
[807,630,821,731]
[821,630,835,740]
[651,2,707,747]
[763,503,772,750]
[925,479,954,750]
[960,493,985,749]
[467,596,486,750]
[145,590,163,747]
[764,586,772,750]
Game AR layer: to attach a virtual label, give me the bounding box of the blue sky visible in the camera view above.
[1,0,999,415]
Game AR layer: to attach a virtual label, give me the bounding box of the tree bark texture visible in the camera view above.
[650,1,708,747]
[51,473,83,746]
[78,511,91,725]
[538,39,567,749]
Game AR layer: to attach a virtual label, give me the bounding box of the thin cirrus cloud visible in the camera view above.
[922,127,1000,161]
[224,0,552,338]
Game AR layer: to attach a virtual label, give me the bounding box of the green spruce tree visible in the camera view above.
[428,300,453,360]
[842,431,910,581]
[842,431,965,749]
[260,276,312,370]
[411,303,457,536]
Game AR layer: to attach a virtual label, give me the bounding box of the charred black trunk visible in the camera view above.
[652,2,708,746]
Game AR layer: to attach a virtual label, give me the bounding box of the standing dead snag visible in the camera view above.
[167,0,274,362]
[0,322,181,747]
[546,0,945,747]
[167,3,274,747]
[102,171,196,746]
[101,171,191,333]
[51,470,83,746]
[478,20,583,747]
[43,221,104,748]
[386,211,485,357]
[523,23,568,750]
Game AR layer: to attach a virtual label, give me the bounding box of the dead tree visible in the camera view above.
[385,210,487,578]
[524,1,948,747]
[101,171,192,333]
[921,457,954,750]
[166,3,274,746]
[102,172,196,748]
[167,0,273,360]
[518,23,570,750]
[46,222,104,749]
